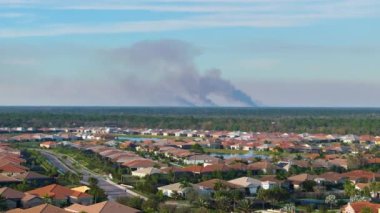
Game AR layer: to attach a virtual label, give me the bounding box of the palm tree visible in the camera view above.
[213,180,226,191]
[179,180,191,189]
[325,195,337,210]
[195,198,209,209]
[369,181,379,198]
[230,189,243,211]
[282,203,296,213]
[215,196,229,211]
[237,199,253,213]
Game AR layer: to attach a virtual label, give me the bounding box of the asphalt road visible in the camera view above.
[39,150,144,201]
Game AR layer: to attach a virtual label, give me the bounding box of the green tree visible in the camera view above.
[88,186,107,203]
[344,181,357,197]
[191,144,205,154]
[117,196,144,210]
[257,187,289,207]
[88,177,99,186]
[237,199,253,213]
[361,207,373,213]
[0,196,8,211]
[215,196,229,211]
[230,189,244,211]
[302,180,317,192]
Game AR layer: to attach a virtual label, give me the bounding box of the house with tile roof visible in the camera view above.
[196,179,242,195]
[287,173,318,189]
[0,174,21,186]
[341,201,380,213]
[6,203,68,213]
[317,172,344,184]
[0,162,28,176]
[341,170,380,183]
[26,184,93,206]
[248,161,280,175]
[122,159,157,170]
[65,201,140,213]
[13,171,53,186]
[0,187,43,209]
[131,167,161,178]
[157,182,195,198]
[228,177,262,194]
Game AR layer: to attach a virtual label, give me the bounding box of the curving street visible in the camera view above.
[39,149,147,201]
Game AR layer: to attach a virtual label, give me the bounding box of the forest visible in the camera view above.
[1,107,380,134]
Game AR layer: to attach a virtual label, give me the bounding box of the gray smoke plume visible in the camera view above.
[108,39,257,107]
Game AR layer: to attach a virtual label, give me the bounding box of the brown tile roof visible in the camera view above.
[260,175,283,184]
[287,173,317,184]
[196,179,242,190]
[181,165,203,174]
[318,172,342,182]
[27,184,92,200]
[305,153,320,160]
[65,201,140,213]
[367,158,380,164]
[0,174,21,183]
[13,171,49,180]
[0,187,25,199]
[0,155,25,164]
[0,162,28,173]
[324,154,339,160]
[344,201,380,213]
[328,158,348,167]
[6,203,68,213]
[228,162,248,171]
[122,159,156,168]
[202,164,232,173]
[342,170,379,181]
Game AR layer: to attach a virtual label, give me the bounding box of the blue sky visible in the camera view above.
[0,0,379,107]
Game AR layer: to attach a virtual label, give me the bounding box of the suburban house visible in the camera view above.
[122,159,157,170]
[131,167,161,178]
[0,162,28,176]
[0,187,43,209]
[287,173,318,189]
[328,158,349,169]
[65,201,140,213]
[26,184,93,206]
[260,175,289,189]
[6,204,68,213]
[13,171,53,186]
[341,201,380,213]
[0,174,21,186]
[341,170,380,183]
[196,179,242,195]
[228,177,262,194]
[157,182,194,198]
[39,141,58,149]
[248,161,280,175]
[317,172,343,184]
